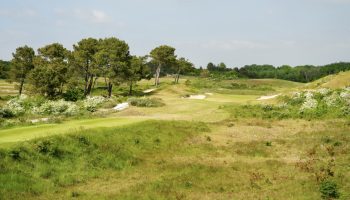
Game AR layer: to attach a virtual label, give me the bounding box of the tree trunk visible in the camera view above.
[107,82,113,97]
[86,74,94,95]
[174,68,181,84]
[129,81,133,95]
[92,77,98,90]
[155,64,161,87]
[19,78,24,95]
[84,73,89,96]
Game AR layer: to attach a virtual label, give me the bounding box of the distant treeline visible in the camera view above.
[205,62,350,82]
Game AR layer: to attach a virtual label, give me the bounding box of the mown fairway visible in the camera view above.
[0,77,349,200]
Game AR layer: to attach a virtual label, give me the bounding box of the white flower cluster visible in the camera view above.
[34,100,79,116]
[324,93,340,107]
[316,88,331,96]
[83,96,105,111]
[5,96,26,115]
[289,87,350,113]
[304,91,314,99]
[292,92,302,100]
[300,95,318,111]
[340,88,350,104]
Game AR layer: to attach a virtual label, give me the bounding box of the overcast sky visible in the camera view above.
[1,0,350,67]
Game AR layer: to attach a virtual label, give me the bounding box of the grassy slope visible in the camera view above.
[304,71,350,89]
[0,79,17,96]
[1,77,349,199]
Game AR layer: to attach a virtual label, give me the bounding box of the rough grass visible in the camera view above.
[305,71,350,89]
[0,120,210,199]
[1,76,350,199]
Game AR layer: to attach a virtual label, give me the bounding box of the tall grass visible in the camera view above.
[0,120,209,199]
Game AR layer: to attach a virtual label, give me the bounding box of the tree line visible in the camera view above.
[205,62,350,82]
[0,37,196,98]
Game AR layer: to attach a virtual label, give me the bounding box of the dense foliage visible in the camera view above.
[2,38,197,98]
[203,62,350,82]
[235,62,350,82]
[0,60,11,79]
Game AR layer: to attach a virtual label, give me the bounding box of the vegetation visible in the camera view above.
[203,62,350,83]
[128,97,165,107]
[0,121,209,199]
[1,37,350,200]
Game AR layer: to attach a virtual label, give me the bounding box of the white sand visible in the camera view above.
[257,94,281,100]
[187,95,206,100]
[113,102,129,111]
[30,118,49,123]
[143,88,157,93]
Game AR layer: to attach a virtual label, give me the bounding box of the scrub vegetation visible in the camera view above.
[0,38,350,199]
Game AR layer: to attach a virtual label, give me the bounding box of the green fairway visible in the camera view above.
[0,117,145,145]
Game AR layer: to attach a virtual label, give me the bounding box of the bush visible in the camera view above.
[82,96,105,112]
[319,180,340,199]
[4,95,26,116]
[63,88,84,102]
[34,100,79,116]
[128,97,165,107]
[0,107,14,118]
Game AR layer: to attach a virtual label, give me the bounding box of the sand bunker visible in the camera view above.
[143,88,157,93]
[187,95,206,100]
[30,118,49,123]
[113,102,129,111]
[257,94,281,100]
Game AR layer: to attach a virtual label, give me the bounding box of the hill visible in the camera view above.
[304,71,350,89]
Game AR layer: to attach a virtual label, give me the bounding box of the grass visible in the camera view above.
[0,117,145,145]
[1,76,350,199]
[0,79,17,96]
[0,120,210,199]
[305,71,350,89]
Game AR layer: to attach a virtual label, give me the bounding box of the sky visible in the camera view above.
[0,0,350,68]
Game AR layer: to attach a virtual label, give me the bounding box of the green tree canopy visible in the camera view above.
[29,43,70,98]
[72,38,99,96]
[95,37,131,97]
[9,45,35,95]
[150,45,176,86]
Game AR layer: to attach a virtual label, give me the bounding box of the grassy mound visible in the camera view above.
[0,120,209,199]
[305,71,350,89]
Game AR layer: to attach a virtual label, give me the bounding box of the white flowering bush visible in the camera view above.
[316,88,331,96]
[300,96,318,111]
[82,96,105,112]
[34,100,78,115]
[340,88,350,104]
[281,87,350,117]
[324,93,340,107]
[4,96,27,116]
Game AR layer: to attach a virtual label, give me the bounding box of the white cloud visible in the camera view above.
[74,9,110,24]
[91,10,108,23]
[0,8,37,18]
[55,8,110,24]
[200,40,269,50]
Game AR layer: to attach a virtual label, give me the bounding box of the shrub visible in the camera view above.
[82,96,105,112]
[63,88,84,102]
[0,107,14,118]
[5,96,26,116]
[34,100,78,116]
[319,180,340,199]
[128,97,165,107]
